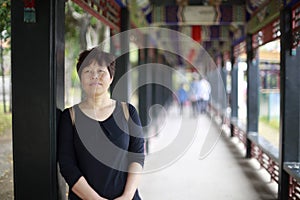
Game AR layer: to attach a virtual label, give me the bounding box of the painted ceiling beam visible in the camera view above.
[151,5,245,26]
[72,0,121,32]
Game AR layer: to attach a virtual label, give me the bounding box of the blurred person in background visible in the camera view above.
[189,73,201,117]
[177,83,188,115]
[199,76,211,114]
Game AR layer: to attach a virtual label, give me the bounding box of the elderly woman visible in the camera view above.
[58,47,145,200]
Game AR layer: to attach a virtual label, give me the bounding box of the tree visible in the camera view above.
[0,0,11,113]
[0,0,10,36]
[65,2,107,105]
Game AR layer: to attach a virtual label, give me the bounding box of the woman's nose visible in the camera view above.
[91,71,99,79]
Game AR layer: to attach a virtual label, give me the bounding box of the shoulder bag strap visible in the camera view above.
[121,102,129,121]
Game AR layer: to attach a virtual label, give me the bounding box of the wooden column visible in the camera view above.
[278,6,300,199]
[11,1,65,199]
[111,7,130,101]
[230,47,238,137]
[246,34,259,158]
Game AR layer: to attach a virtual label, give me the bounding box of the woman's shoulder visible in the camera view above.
[118,101,134,109]
[128,102,136,110]
[126,102,139,117]
[61,104,79,116]
[115,100,137,115]
[60,108,71,120]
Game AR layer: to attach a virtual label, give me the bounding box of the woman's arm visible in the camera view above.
[114,104,145,200]
[58,110,83,186]
[72,177,108,200]
[58,110,107,200]
[114,162,143,200]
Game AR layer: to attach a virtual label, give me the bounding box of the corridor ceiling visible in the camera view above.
[73,0,271,69]
[126,0,270,69]
[126,0,273,68]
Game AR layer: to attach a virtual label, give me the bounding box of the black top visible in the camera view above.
[58,101,145,200]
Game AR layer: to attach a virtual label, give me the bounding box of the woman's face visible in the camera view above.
[80,61,113,97]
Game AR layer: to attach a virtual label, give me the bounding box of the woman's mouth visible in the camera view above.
[89,82,102,86]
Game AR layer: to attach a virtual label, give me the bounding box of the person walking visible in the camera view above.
[177,83,188,115]
[189,73,201,117]
[199,77,211,113]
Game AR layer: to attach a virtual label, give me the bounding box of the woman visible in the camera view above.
[58,47,145,200]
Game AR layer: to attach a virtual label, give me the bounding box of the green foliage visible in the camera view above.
[65,2,84,40]
[90,17,98,27]
[65,36,81,57]
[0,104,11,136]
[71,66,80,87]
[65,2,83,88]
[0,0,11,39]
[259,116,280,130]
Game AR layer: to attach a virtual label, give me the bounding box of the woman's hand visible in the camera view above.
[113,193,133,200]
[81,193,108,200]
[114,162,142,200]
[97,197,108,200]
[72,177,109,200]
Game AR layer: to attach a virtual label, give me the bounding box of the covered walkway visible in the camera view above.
[139,105,277,199]
[9,1,300,199]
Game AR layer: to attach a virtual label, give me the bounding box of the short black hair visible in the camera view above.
[76,47,116,78]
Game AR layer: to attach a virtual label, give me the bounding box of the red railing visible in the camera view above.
[290,177,300,200]
[232,125,247,146]
[210,103,300,198]
[251,143,279,183]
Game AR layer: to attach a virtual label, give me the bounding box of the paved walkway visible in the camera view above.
[0,129,13,200]
[139,106,278,200]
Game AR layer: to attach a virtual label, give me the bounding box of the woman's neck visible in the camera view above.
[83,94,112,109]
